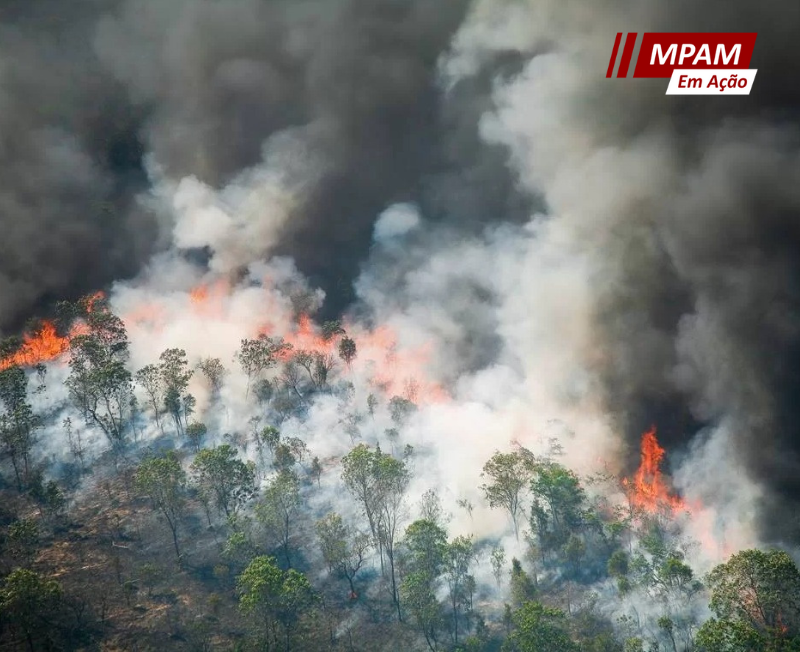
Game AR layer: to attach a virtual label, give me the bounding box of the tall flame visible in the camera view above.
[0,322,72,371]
[0,292,104,371]
[623,427,686,515]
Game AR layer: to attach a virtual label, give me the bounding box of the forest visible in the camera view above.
[0,295,798,652]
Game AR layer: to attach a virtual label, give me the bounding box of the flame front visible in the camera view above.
[624,427,686,515]
[0,322,72,371]
[0,279,447,407]
[0,292,104,371]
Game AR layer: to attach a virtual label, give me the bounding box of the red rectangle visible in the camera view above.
[632,33,756,78]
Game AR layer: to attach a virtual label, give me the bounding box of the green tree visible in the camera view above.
[66,306,133,449]
[695,549,800,650]
[256,470,301,568]
[0,568,63,652]
[341,444,410,619]
[135,363,165,434]
[444,535,475,646]
[0,366,40,490]
[186,421,207,452]
[7,518,39,564]
[510,559,537,608]
[237,335,291,398]
[338,336,357,368]
[321,320,345,341]
[389,395,416,426]
[502,601,578,652]
[135,452,188,561]
[191,445,257,518]
[198,357,226,396]
[341,444,383,558]
[695,618,773,651]
[237,556,315,651]
[402,570,444,651]
[315,512,371,597]
[529,460,586,555]
[481,451,532,539]
[30,477,66,519]
[159,348,193,436]
[404,519,448,580]
[491,545,507,587]
[310,456,323,487]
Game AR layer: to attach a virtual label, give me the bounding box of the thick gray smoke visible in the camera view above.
[0,0,534,331]
[451,0,800,543]
[0,0,156,332]
[4,0,800,552]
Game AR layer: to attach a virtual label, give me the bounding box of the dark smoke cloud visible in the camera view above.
[524,0,800,541]
[0,0,155,333]
[94,0,533,313]
[0,0,533,328]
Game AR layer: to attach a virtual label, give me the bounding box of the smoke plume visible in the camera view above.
[4,0,800,563]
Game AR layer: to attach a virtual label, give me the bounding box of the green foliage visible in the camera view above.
[607,550,629,578]
[30,475,66,517]
[310,456,323,486]
[509,559,536,608]
[198,357,226,393]
[0,365,41,490]
[404,519,448,580]
[135,451,187,560]
[338,336,357,367]
[0,568,63,647]
[402,570,444,651]
[389,395,417,425]
[186,421,207,452]
[502,601,578,652]
[529,460,586,555]
[191,444,257,518]
[316,512,370,595]
[66,306,133,448]
[237,556,316,648]
[444,535,475,646]
[695,617,769,651]
[699,548,800,648]
[7,518,39,562]
[255,470,301,567]
[321,320,346,341]
[491,545,507,586]
[237,335,291,397]
[159,348,193,435]
[135,363,165,432]
[223,528,258,571]
[481,451,532,538]
[341,443,410,618]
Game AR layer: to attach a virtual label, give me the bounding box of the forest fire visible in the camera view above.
[0,280,447,408]
[280,314,333,355]
[0,322,72,370]
[0,293,104,370]
[623,427,687,515]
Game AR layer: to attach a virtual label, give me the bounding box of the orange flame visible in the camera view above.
[0,322,72,370]
[283,314,333,354]
[623,427,686,515]
[0,292,105,371]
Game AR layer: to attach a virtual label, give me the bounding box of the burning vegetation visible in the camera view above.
[623,427,687,516]
[1,0,799,648]
[0,289,797,650]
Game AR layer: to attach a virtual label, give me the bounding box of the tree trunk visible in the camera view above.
[171,525,181,564]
